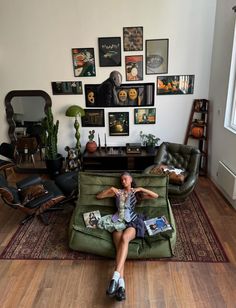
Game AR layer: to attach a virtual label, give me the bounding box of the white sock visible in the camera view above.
[118,278,125,289]
[112,271,120,282]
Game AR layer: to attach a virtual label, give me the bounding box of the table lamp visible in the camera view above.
[65,105,85,152]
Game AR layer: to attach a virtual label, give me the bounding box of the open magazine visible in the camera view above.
[144,215,172,236]
[83,210,101,228]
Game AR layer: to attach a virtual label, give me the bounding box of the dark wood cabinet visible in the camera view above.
[82,147,157,172]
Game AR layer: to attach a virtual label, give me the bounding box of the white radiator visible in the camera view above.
[217,161,236,200]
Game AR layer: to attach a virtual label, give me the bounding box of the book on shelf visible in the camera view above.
[83,210,101,228]
[144,215,173,236]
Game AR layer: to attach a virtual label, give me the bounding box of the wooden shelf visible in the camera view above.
[184,99,209,176]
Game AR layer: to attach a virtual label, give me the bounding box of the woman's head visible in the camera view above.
[120,171,133,188]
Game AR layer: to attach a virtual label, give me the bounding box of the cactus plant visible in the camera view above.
[41,107,59,160]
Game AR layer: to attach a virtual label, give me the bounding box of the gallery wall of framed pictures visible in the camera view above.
[50,25,195,139]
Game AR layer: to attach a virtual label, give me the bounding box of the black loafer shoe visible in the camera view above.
[115,287,126,301]
[106,279,118,297]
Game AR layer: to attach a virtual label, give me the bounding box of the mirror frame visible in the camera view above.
[5,90,52,144]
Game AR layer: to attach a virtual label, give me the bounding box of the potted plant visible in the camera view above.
[41,107,63,177]
[140,131,160,154]
[86,130,97,153]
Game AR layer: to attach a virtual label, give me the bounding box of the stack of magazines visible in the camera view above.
[144,215,172,236]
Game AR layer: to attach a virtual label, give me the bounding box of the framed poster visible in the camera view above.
[123,26,143,51]
[134,108,156,124]
[71,48,96,77]
[157,75,195,95]
[125,55,143,81]
[146,39,169,74]
[108,112,129,136]
[81,109,105,127]
[98,37,121,67]
[85,83,154,107]
[51,81,83,95]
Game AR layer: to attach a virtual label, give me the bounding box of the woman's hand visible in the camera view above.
[133,187,159,199]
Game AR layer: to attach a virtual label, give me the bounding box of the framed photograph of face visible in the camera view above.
[71,48,96,77]
[108,112,129,136]
[134,108,156,124]
[145,39,169,74]
[157,75,195,95]
[98,37,121,67]
[81,109,105,127]
[125,55,143,81]
[123,26,143,51]
[51,81,83,95]
[85,83,154,107]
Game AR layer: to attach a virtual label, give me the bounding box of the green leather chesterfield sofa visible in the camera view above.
[68,172,176,259]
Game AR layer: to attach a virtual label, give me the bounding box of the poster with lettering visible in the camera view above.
[98,37,121,67]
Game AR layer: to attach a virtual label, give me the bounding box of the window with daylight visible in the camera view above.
[225,8,236,134]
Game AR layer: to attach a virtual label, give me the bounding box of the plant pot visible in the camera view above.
[45,153,63,178]
[86,141,97,153]
[146,145,156,154]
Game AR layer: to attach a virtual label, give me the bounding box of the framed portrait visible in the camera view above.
[108,112,129,136]
[71,48,96,77]
[134,108,156,124]
[145,39,169,74]
[123,26,143,51]
[157,75,195,95]
[125,55,143,81]
[81,109,105,127]
[51,81,83,95]
[85,83,154,107]
[98,37,121,67]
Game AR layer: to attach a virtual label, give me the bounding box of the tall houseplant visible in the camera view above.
[41,107,62,177]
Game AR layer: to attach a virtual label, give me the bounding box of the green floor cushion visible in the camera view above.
[68,172,176,259]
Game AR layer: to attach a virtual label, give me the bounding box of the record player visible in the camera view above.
[126,143,142,154]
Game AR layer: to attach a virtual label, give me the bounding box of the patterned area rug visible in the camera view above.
[0,191,229,262]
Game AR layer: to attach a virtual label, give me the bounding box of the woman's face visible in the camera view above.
[121,174,133,188]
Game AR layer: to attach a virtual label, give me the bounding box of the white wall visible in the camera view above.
[208,0,236,207]
[0,0,216,156]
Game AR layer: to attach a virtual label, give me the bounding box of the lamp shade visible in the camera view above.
[65,105,85,117]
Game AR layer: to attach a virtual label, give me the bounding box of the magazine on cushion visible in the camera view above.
[83,210,101,228]
[144,215,173,236]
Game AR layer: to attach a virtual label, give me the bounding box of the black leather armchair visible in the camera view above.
[144,142,201,200]
[0,174,65,224]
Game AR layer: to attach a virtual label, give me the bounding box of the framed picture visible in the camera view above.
[71,48,96,77]
[157,75,195,95]
[125,55,143,81]
[81,109,105,127]
[85,83,154,107]
[146,39,169,74]
[134,108,156,124]
[123,26,143,51]
[98,37,121,67]
[51,81,83,95]
[108,112,129,136]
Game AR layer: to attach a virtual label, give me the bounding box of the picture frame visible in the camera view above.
[81,109,105,127]
[85,82,154,107]
[71,48,96,77]
[157,75,195,95]
[98,37,121,67]
[51,81,83,95]
[123,26,143,51]
[108,112,129,136]
[125,55,143,81]
[145,39,169,74]
[134,108,156,124]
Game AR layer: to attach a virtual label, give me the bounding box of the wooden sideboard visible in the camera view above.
[82,147,157,172]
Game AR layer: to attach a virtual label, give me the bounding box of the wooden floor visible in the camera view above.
[0,171,236,308]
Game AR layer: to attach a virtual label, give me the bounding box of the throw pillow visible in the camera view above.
[150,164,186,185]
[19,184,48,205]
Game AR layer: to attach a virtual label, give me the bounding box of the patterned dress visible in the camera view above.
[98,188,145,238]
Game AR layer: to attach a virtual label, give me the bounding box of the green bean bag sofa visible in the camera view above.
[68,172,176,259]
